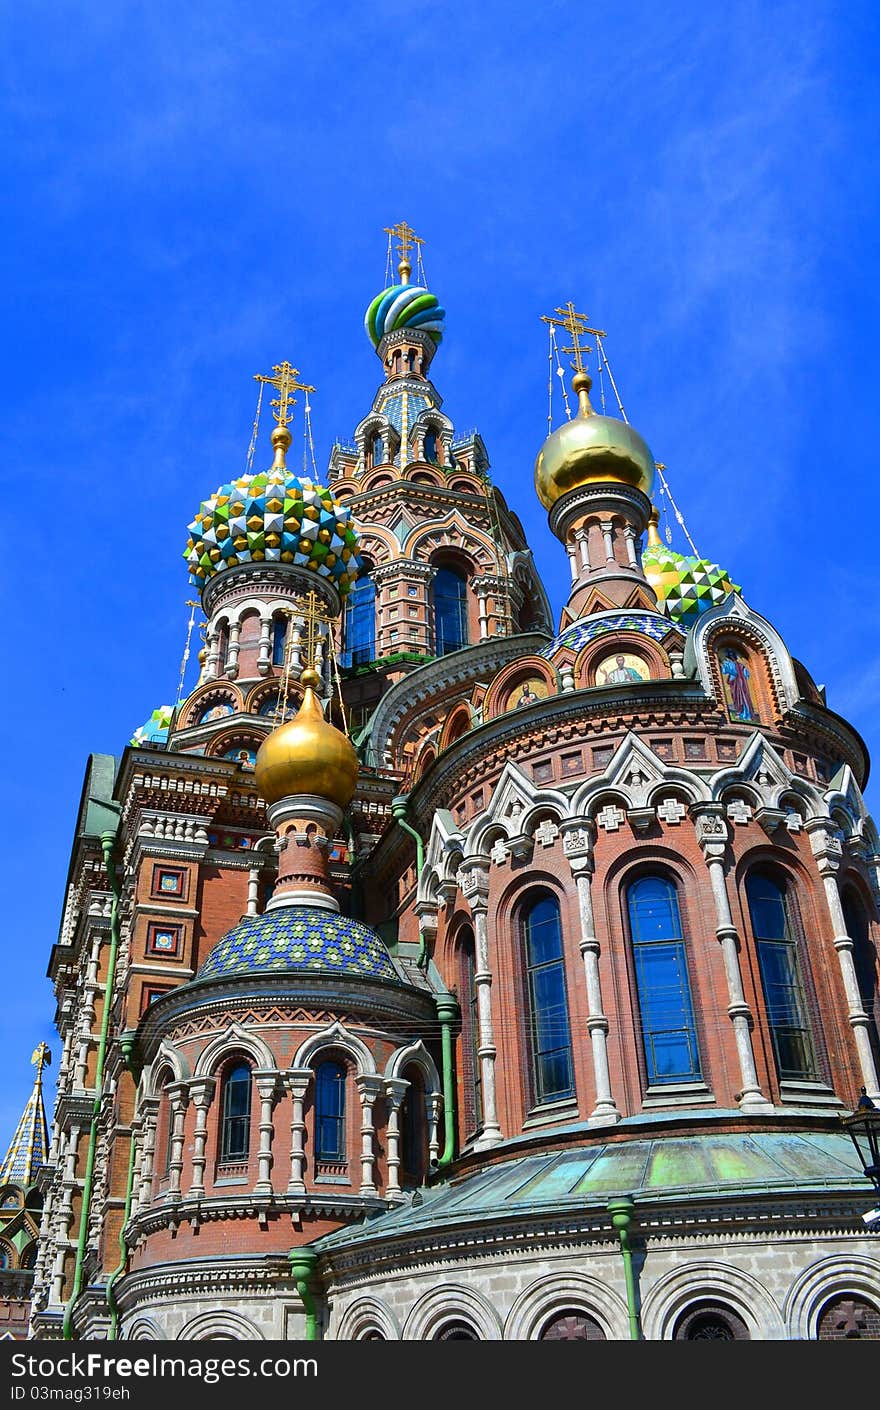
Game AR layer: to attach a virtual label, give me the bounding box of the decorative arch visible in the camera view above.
[291,1021,377,1076]
[334,1296,401,1341]
[576,632,669,690]
[124,1315,163,1341]
[466,760,571,859]
[402,1284,503,1341]
[482,656,557,721]
[141,1040,190,1098]
[181,685,243,730]
[784,1255,880,1341]
[504,1270,629,1341]
[193,1023,278,1078]
[403,510,497,572]
[176,1309,265,1341]
[688,596,801,716]
[640,1261,784,1341]
[437,701,473,752]
[571,731,710,818]
[385,1040,441,1092]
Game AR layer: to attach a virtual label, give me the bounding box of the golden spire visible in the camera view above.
[254,361,316,470]
[384,220,424,286]
[647,506,663,548]
[541,303,609,416]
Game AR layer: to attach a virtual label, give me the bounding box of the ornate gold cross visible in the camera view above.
[541,302,607,373]
[384,220,424,281]
[253,361,316,429]
[32,1043,51,1077]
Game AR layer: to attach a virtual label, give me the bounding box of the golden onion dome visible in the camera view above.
[534,372,655,510]
[254,670,358,809]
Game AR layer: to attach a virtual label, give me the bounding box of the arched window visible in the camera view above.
[401,1071,427,1181]
[371,433,383,467]
[459,929,482,1133]
[627,875,701,1085]
[523,894,574,1104]
[540,1311,606,1341]
[343,574,376,668]
[673,1303,750,1340]
[215,623,229,672]
[161,1080,175,1175]
[842,890,880,1067]
[423,429,438,463]
[817,1295,880,1339]
[432,566,468,656]
[219,1062,251,1162]
[315,1061,346,1162]
[746,872,817,1081]
[433,1320,479,1341]
[272,615,288,667]
[19,1243,36,1271]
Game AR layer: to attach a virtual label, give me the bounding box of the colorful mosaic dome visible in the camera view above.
[540,610,677,658]
[185,470,364,596]
[643,539,740,629]
[130,705,173,748]
[364,283,445,348]
[196,906,399,984]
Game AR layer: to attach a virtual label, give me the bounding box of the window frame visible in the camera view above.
[219,1060,252,1164]
[624,871,703,1088]
[431,565,469,656]
[520,891,575,1107]
[745,869,818,1083]
[314,1059,347,1166]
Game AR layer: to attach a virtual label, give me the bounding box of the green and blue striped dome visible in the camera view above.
[197,906,398,983]
[364,283,445,348]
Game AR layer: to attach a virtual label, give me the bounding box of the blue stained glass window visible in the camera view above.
[315,1061,346,1161]
[524,894,574,1103]
[627,876,701,1084]
[746,873,816,1080]
[423,429,438,463]
[433,567,469,656]
[371,434,383,466]
[272,615,288,666]
[460,930,482,1132]
[342,574,375,667]
[220,1063,251,1161]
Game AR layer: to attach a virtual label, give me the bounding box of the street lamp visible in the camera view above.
[841,1089,880,1217]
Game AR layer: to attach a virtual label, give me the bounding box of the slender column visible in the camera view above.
[458,857,503,1147]
[225,619,241,677]
[575,526,590,570]
[383,1078,409,1202]
[600,519,615,562]
[807,820,880,1099]
[137,1098,160,1206]
[561,821,620,1125]
[355,1075,383,1195]
[187,1078,215,1197]
[693,808,773,1113]
[623,525,638,567]
[257,614,273,675]
[253,1072,279,1195]
[428,1092,442,1166]
[246,866,260,917]
[165,1083,190,1200]
[206,627,221,679]
[476,590,489,640]
[286,1069,311,1195]
[566,540,579,581]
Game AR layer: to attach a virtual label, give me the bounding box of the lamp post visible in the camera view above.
[841,1089,880,1226]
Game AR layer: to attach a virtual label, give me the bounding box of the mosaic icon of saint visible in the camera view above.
[721,647,756,720]
[601,654,645,684]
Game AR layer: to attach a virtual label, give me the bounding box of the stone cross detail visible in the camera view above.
[534,819,559,847]
[596,804,625,833]
[784,810,803,833]
[726,799,752,825]
[489,838,509,866]
[657,797,686,825]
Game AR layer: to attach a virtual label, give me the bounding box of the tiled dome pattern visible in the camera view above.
[197,906,398,983]
[541,611,675,658]
[364,283,445,348]
[643,542,739,628]
[185,470,363,595]
[130,705,173,748]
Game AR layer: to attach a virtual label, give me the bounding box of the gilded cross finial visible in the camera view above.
[31,1043,51,1080]
[303,588,329,675]
[541,302,602,374]
[253,361,316,430]
[384,220,424,285]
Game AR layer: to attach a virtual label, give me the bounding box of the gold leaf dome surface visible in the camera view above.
[534,373,655,510]
[255,679,358,809]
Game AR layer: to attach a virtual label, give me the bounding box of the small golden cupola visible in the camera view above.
[254,668,358,809]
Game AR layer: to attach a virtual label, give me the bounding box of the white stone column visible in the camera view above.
[225,619,241,677]
[623,525,638,568]
[206,626,221,680]
[575,526,590,570]
[566,539,579,581]
[257,614,273,675]
[165,1083,190,1200]
[246,866,260,917]
[600,519,615,562]
[137,1098,160,1206]
[561,820,620,1125]
[693,808,773,1113]
[807,819,880,1099]
[187,1078,215,1198]
[286,1069,311,1195]
[253,1072,279,1195]
[458,856,503,1148]
[383,1077,409,1203]
[355,1075,383,1195]
[428,1092,442,1167]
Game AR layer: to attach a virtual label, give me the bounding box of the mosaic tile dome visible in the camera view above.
[197,906,398,983]
[643,540,739,628]
[540,610,676,659]
[130,705,173,748]
[185,470,364,596]
[364,283,445,348]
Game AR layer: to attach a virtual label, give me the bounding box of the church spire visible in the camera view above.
[1,1044,50,1187]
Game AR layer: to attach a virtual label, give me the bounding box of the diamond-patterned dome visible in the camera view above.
[643,540,739,628]
[185,470,363,596]
[197,906,398,983]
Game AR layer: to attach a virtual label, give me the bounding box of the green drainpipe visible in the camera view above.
[435,995,459,1169]
[63,826,122,1341]
[106,1034,138,1341]
[289,1247,320,1341]
[390,794,428,968]
[607,1197,640,1341]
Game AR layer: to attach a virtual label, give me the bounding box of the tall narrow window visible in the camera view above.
[401,1072,427,1180]
[523,894,574,1104]
[371,433,383,467]
[315,1061,346,1162]
[216,623,229,672]
[459,930,482,1132]
[423,429,437,463]
[432,566,468,656]
[272,615,288,667]
[843,891,880,1067]
[220,1063,251,1161]
[746,872,817,1080]
[342,574,376,667]
[627,875,701,1084]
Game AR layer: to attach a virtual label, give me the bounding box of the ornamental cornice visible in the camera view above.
[116,1255,294,1311]
[128,1190,386,1243]
[549,482,653,539]
[202,561,340,618]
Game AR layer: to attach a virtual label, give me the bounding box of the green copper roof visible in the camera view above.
[314,1130,867,1252]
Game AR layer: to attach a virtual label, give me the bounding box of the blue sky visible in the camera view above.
[1,1,878,1137]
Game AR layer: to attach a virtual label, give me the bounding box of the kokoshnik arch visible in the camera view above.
[16,224,880,1343]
